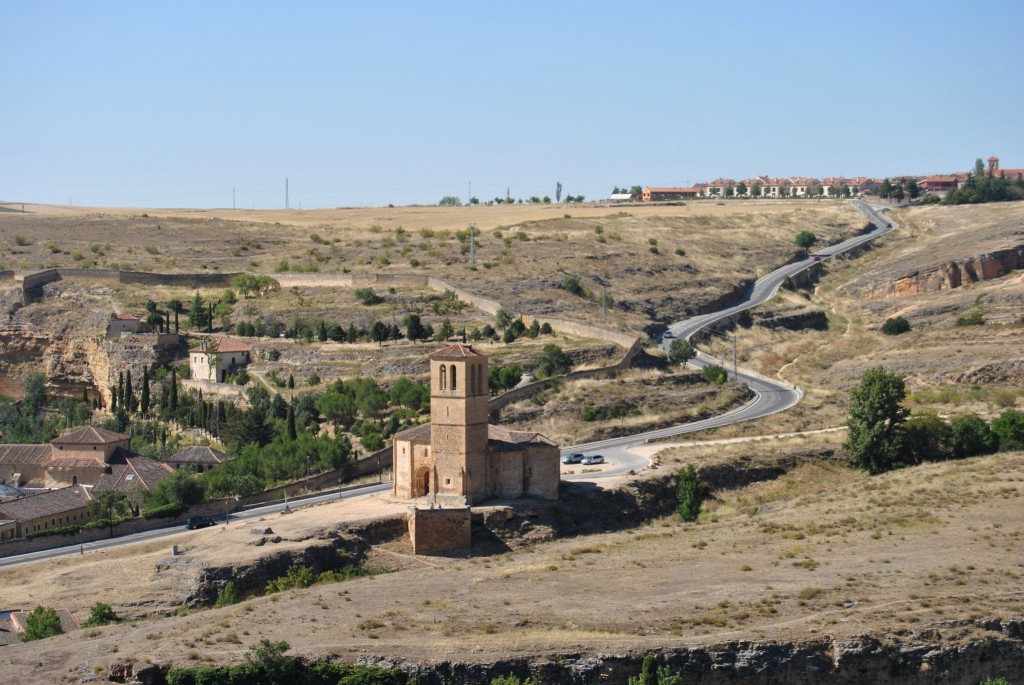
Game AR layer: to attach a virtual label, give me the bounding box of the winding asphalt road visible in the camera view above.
[561,200,895,479]
[0,202,894,565]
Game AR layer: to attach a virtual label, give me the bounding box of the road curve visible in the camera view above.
[562,200,894,480]
[1,203,893,564]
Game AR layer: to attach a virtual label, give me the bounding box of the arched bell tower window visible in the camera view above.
[440,365,447,390]
[450,364,457,391]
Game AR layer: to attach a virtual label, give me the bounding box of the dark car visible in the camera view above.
[561,453,585,464]
[185,516,217,530]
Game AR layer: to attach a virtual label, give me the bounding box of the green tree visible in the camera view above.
[83,602,122,627]
[668,339,695,365]
[21,605,63,642]
[124,369,135,414]
[676,465,707,522]
[949,414,998,459]
[495,308,515,331]
[845,367,909,474]
[702,364,728,385]
[435,317,454,342]
[795,231,817,250]
[149,466,205,508]
[991,409,1024,451]
[140,365,150,416]
[214,581,240,607]
[21,371,47,418]
[438,196,463,206]
[404,313,426,342]
[536,344,571,378]
[900,412,952,465]
[555,181,562,203]
[188,292,208,330]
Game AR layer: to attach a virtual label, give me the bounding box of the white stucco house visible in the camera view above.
[189,336,252,383]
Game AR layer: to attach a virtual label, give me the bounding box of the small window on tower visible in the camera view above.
[445,478,451,485]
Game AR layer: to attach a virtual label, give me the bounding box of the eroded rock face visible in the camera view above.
[351,632,1024,684]
[856,246,1024,300]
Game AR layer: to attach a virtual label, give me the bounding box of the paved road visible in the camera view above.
[562,200,894,480]
[2,202,894,563]
[0,483,392,569]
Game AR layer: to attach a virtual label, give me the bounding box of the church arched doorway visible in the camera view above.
[415,466,431,498]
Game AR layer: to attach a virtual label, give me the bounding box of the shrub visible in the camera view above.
[142,502,186,519]
[992,409,1024,450]
[83,602,122,627]
[668,339,695,365]
[795,231,817,249]
[881,316,910,335]
[702,365,728,385]
[955,310,985,327]
[559,275,585,297]
[215,581,240,607]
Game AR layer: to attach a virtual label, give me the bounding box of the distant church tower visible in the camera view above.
[427,343,489,502]
[988,156,1000,173]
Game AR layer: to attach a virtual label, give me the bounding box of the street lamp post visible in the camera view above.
[305,455,311,493]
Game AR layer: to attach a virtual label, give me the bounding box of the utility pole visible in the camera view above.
[468,181,471,206]
[285,178,289,210]
[732,333,737,380]
[232,188,235,210]
[602,285,607,323]
[469,223,476,266]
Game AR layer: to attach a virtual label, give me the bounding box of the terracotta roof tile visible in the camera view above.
[0,444,52,466]
[51,426,127,446]
[168,446,235,465]
[428,343,484,359]
[8,608,80,634]
[92,450,172,493]
[0,485,91,522]
[113,312,141,321]
[392,423,432,442]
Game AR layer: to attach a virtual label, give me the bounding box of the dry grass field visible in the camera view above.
[691,201,1024,439]
[0,200,866,335]
[1,443,1021,682]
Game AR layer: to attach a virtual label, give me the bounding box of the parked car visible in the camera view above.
[561,453,585,464]
[581,455,605,465]
[185,516,217,530]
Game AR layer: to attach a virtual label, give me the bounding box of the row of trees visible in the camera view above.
[877,177,920,201]
[845,367,1023,474]
[943,159,1024,205]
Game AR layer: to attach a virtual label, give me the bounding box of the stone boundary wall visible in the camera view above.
[408,506,472,554]
[0,497,236,559]
[180,379,249,403]
[17,268,240,297]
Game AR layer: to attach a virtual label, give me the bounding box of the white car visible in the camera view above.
[581,455,605,465]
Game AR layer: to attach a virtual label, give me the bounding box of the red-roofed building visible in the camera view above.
[393,344,559,505]
[920,175,960,193]
[189,336,252,383]
[641,187,701,202]
[166,446,236,474]
[5,607,81,637]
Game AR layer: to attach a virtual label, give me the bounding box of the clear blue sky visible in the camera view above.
[3,1,1022,209]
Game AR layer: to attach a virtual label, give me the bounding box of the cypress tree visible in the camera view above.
[169,368,178,413]
[124,370,134,414]
[287,402,297,440]
[117,372,125,410]
[140,366,150,416]
[110,386,117,411]
[287,374,295,389]
[174,309,179,333]
[207,302,213,333]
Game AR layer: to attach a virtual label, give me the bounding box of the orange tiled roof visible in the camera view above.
[429,343,484,359]
[51,426,127,446]
[168,446,235,465]
[0,485,91,522]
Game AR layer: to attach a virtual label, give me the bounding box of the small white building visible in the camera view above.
[106,312,144,338]
[189,337,252,383]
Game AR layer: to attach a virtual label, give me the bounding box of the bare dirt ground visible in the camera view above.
[1,443,1021,682]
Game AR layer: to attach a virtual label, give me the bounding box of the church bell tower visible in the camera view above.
[428,343,489,503]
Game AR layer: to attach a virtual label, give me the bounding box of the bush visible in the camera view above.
[215,581,240,607]
[992,409,1024,450]
[795,231,817,250]
[668,339,695,365]
[702,365,728,385]
[142,502,186,519]
[83,602,122,627]
[881,316,910,335]
[955,310,985,327]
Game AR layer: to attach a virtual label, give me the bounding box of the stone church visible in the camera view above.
[392,343,559,505]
